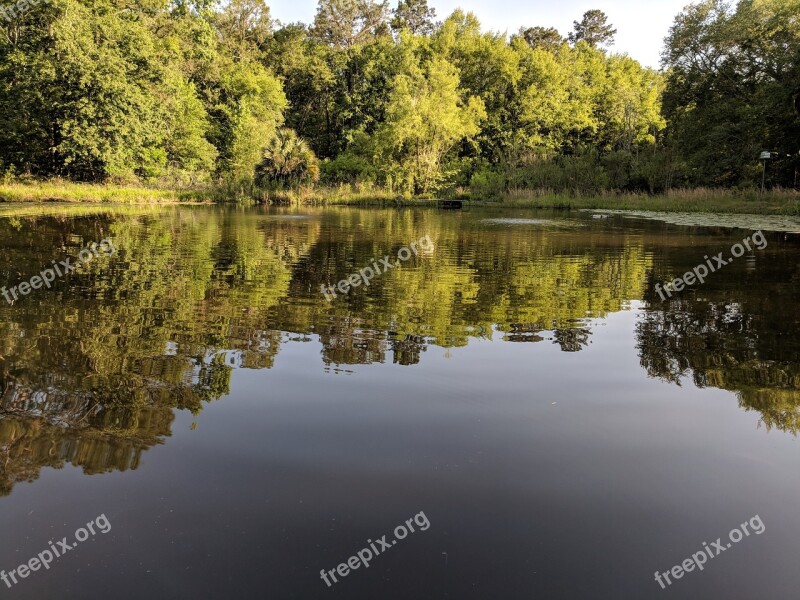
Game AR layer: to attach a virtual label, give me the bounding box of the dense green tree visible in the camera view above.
[0,0,286,184]
[206,60,286,181]
[1,0,794,196]
[270,8,399,161]
[390,0,436,35]
[0,1,169,180]
[215,0,275,59]
[514,43,601,153]
[568,9,617,48]
[516,26,564,51]
[662,0,800,187]
[311,0,390,49]
[374,44,486,194]
[599,55,665,152]
[266,24,337,156]
[433,10,522,164]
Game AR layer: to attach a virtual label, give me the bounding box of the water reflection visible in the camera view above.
[0,206,798,496]
[637,295,800,433]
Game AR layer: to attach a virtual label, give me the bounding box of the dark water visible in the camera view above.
[0,205,799,599]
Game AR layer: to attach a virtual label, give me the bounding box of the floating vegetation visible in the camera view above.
[585,210,800,233]
[481,218,580,227]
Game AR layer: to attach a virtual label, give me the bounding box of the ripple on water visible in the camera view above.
[263,215,314,219]
[482,218,557,226]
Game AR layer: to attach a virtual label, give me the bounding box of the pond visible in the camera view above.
[0,205,798,599]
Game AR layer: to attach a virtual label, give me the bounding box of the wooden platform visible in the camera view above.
[437,200,463,209]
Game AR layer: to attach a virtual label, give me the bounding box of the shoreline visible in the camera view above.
[1,182,799,216]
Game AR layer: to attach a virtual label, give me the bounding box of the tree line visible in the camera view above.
[0,0,797,197]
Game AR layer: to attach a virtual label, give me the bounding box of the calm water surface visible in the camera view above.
[0,205,799,599]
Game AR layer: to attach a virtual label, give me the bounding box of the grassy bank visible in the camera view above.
[2,181,799,215]
[0,181,433,206]
[265,185,800,215]
[0,181,213,204]
[492,188,800,215]
[0,181,402,205]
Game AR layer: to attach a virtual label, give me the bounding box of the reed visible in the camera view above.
[2,179,799,215]
[0,181,212,204]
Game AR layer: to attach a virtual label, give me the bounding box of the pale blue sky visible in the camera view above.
[267,0,692,69]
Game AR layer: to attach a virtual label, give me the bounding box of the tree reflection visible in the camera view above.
[7,206,797,494]
[637,266,800,435]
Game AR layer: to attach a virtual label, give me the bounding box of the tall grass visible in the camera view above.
[243,183,403,206]
[0,180,212,203]
[2,179,799,215]
[497,187,800,215]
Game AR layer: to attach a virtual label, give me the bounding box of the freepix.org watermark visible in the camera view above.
[321,235,433,302]
[0,0,49,23]
[2,237,115,305]
[654,231,767,301]
[320,511,430,587]
[653,514,765,590]
[1,513,111,590]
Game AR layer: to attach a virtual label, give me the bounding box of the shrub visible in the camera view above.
[321,153,377,185]
[255,129,320,188]
[470,167,506,200]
